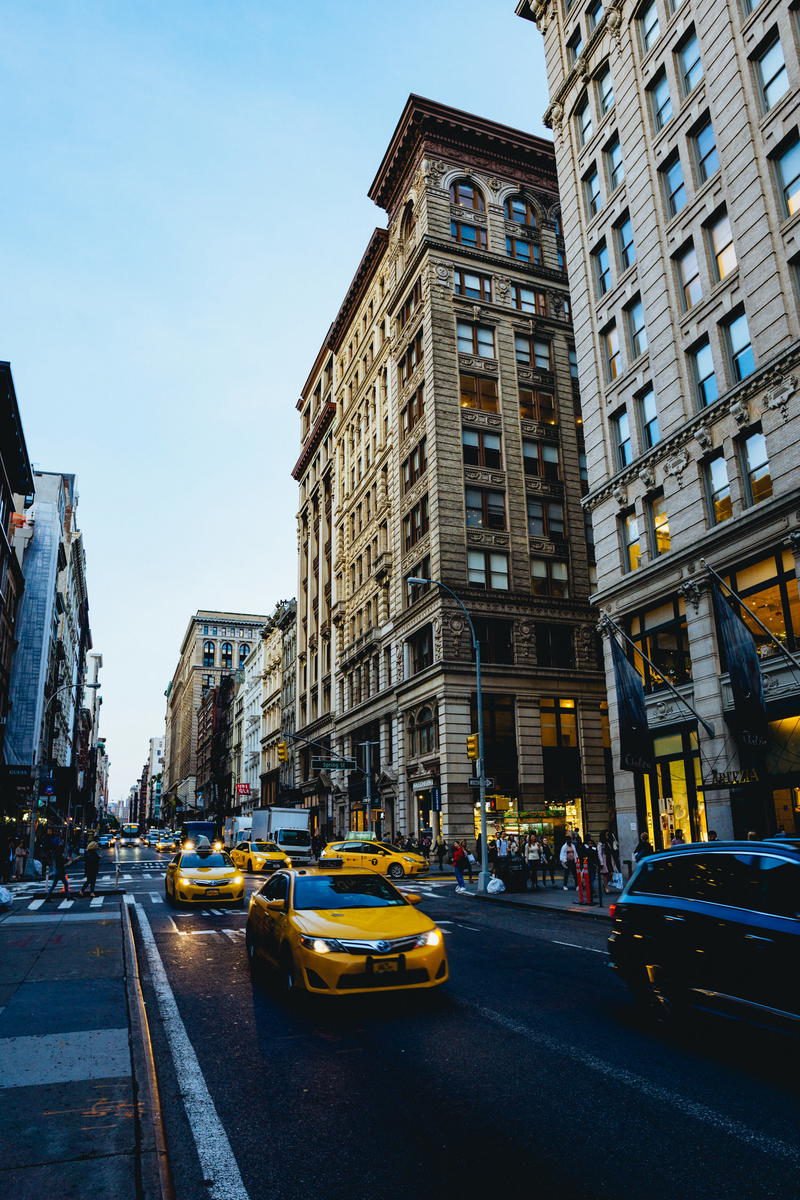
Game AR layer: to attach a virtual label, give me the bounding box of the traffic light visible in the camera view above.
[466,733,479,760]
[277,740,289,762]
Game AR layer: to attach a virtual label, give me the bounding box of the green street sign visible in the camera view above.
[312,757,357,771]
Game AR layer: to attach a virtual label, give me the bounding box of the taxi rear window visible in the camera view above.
[253,842,280,852]
[179,852,232,869]
[293,874,404,910]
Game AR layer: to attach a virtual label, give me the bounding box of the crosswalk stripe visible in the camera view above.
[58,899,73,909]
[90,896,104,908]
[149,893,162,904]
[28,899,44,910]
[122,874,132,881]
[142,873,152,879]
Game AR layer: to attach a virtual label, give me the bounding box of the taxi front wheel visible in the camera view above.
[388,863,404,879]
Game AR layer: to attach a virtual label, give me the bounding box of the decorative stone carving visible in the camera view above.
[611,482,628,507]
[575,55,590,82]
[529,537,557,554]
[532,2,549,32]
[763,373,797,421]
[782,529,800,554]
[543,102,563,134]
[471,304,483,322]
[655,700,676,720]
[431,261,451,296]
[663,449,690,487]
[638,463,656,490]
[466,530,510,547]
[677,577,705,614]
[606,0,624,44]
[494,275,511,302]
[576,624,597,665]
[729,395,750,426]
[449,615,466,635]
[550,293,564,318]
[693,423,712,452]
[458,354,498,373]
[424,159,446,186]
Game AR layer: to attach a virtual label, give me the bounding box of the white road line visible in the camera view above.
[149,893,162,904]
[89,896,104,908]
[189,929,219,936]
[552,940,609,955]
[122,874,133,881]
[57,899,73,910]
[27,899,44,911]
[454,924,481,932]
[142,873,152,879]
[135,904,250,1200]
[464,1000,800,1166]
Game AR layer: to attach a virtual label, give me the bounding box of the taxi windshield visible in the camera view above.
[293,874,404,910]
[179,852,232,869]
[253,842,280,852]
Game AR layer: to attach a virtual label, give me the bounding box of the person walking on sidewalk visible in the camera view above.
[80,837,100,898]
[524,833,541,890]
[539,836,556,887]
[452,841,469,893]
[560,836,579,891]
[45,840,70,901]
[13,839,28,880]
[434,837,447,872]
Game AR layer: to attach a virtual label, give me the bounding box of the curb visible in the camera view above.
[470,892,613,920]
[121,898,175,1200]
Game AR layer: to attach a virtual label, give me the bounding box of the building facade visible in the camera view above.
[519,0,800,860]
[293,96,609,844]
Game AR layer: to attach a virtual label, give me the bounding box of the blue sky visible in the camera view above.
[0,0,551,796]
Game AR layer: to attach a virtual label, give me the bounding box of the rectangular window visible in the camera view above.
[398,278,422,328]
[398,329,424,384]
[691,339,718,406]
[465,487,506,530]
[603,322,623,381]
[519,387,557,424]
[638,387,661,448]
[408,624,434,674]
[505,236,541,264]
[457,321,495,357]
[454,270,492,301]
[450,219,487,248]
[523,438,560,480]
[709,211,736,280]
[569,347,579,379]
[403,496,428,551]
[402,383,425,434]
[540,697,579,747]
[462,428,502,468]
[629,599,691,691]
[757,36,788,110]
[640,0,660,51]
[594,240,613,295]
[528,497,566,539]
[511,284,547,314]
[406,557,431,605]
[742,429,773,503]
[531,558,570,598]
[536,624,575,668]
[677,243,702,309]
[694,119,719,182]
[585,167,602,217]
[473,618,514,665]
[777,135,800,216]
[612,409,633,468]
[568,26,584,62]
[627,297,648,359]
[620,510,642,572]
[616,214,636,269]
[597,65,614,114]
[651,71,672,129]
[401,438,427,491]
[647,490,671,556]
[725,551,800,653]
[705,453,732,523]
[725,310,755,381]
[577,97,593,145]
[588,0,604,30]
[515,335,552,369]
[468,550,509,590]
[606,136,625,190]
[663,155,687,216]
[679,31,703,94]
[459,373,498,412]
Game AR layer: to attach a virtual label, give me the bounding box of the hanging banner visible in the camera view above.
[611,634,654,773]
[710,581,767,758]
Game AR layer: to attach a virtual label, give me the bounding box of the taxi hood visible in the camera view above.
[293,905,434,940]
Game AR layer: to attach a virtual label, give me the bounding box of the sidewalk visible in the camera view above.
[460,879,615,919]
[0,896,162,1199]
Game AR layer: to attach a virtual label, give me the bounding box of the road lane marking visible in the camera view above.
[142,873,152,879]
[149,893,162,904]
[57,899,73,909]
[135,905,251,1200]
[122,874,132,881]
[464,1001,800,1166]
[552,940,609,954]
[89,896,104,908]
[27,900,44,911]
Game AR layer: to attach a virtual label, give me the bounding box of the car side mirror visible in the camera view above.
[265,899,286,911]
[405,893,422,905]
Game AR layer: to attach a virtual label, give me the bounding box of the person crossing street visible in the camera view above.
[45,839,70,901]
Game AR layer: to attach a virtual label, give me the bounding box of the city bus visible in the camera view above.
[119,823,141,847]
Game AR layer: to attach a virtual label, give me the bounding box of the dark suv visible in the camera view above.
[608,841,800,1029]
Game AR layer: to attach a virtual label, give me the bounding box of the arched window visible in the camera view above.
[504,194,537,227]
[239,644,250,668]
[400,199,415,244]
[449,178,485,211]
[202,640,215,668]
[221,642,233,670]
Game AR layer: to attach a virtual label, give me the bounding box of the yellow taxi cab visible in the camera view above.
[165,846,245,907]
[319,839,428,880]
[230,840,291,874]
[245,861,448,995]
[155,834,177,852]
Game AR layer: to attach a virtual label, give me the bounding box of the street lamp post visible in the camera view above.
[26,681,101,875]
[406,577,490,893]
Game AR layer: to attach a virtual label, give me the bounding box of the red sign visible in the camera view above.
[236,783,251,795]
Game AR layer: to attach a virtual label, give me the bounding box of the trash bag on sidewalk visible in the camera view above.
[487,876,506,894]
[0,886,14,910]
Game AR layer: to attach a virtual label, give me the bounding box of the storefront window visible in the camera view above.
[540,698,583,829]
[628,598,691,692]
[637,727,706,850]
[725,550,800,656]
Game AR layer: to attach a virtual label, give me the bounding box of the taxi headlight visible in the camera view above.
[184,841,195,850]
[416,930,441,948]
[299,935,341,954]
[403,856,415,863]
[233,875,244,885]
[213,841,223,850]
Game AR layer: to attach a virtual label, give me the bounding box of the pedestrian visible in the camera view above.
[487,838,497,868]
[539,835,556,887]
[80,837,101,898]
[585,836,600,901]
[462,840,476,883]
[597,832,611,893]
[634,832,654,861]
[671,829,686,846]
[452,841,469,894]
[524,833,541,890]
[495,832,509,862]
[13,839,28,880]
[560,836,579,890]
[45,839,70,900]
[707,830,718,841]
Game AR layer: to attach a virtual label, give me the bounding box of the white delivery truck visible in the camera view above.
[249,807,312,864]
[224,816,252,848]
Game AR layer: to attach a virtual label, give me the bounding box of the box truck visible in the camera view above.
[224,816,252,847]
[249,808,312,863]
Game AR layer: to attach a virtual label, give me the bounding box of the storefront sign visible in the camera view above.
[236,783,251,795]
[412,777,435,791]
[703,768,760,788]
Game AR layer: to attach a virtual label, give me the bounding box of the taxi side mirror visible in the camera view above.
[405,893,422,905]
[265,899,286,911]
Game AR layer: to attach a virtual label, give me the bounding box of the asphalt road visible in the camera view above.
[101,847,800,1200]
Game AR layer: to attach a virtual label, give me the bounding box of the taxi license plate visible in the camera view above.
[206,889,220,896]
[372,957,400,973]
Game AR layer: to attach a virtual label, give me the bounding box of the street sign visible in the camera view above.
[312,757,357,771]
[469,777,494,789]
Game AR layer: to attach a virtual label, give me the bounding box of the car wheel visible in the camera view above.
[388,863,404,879]
[245,928,262,980]
[248,859,254,873]
[628,966,687,1023]
[278,947,299,994]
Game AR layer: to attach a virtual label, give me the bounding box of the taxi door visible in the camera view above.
[336,842,363,869]
[259,872,290,964]
[230,843,246,869]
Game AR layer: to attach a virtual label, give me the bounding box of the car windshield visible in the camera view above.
[179,852,232,869]
[277,830,311,846]
[253,842,281,852]
[293,874,405,910]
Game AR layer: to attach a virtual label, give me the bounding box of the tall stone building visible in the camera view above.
[163,610,268,817]
[293,95,609,844]
[518,0,800,858]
